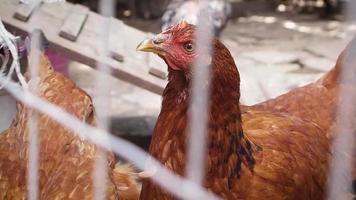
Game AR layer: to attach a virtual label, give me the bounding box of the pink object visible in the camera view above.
[45,48,69,76]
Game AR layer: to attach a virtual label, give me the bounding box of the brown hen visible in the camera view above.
[0,53,139,199]
[137,22,355,200]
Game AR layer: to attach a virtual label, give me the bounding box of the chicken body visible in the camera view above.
[0,54,139,199]
[137,22,354,199]
[142,79,329,199]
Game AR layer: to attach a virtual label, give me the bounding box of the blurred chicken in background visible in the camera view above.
[0,29,140,200]
[161,0,232,36]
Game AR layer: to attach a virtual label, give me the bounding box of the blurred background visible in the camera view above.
[1,0,355,151]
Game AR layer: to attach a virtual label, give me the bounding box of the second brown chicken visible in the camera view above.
[0,53,139,199]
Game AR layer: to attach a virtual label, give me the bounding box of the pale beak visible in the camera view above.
[136,35,167,56]
[136,38,155,52]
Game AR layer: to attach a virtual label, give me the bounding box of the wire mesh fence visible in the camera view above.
[0,0,355,199]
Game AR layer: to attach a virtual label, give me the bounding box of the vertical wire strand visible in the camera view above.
[327,62,356,199]
[185,0,215,195]
[27,29,41,200]
[93,0,115,199]
[327,2,356,199]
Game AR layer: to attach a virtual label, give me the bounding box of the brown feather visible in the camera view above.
[0,54,139,199]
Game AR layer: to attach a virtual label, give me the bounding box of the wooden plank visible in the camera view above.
[108,17,125,62]
[0,0,167,95]
[148,53,167,80]
[59,4,89,41]
[14,1,42,22]
[149,67,167,79]
[0,89,9,96]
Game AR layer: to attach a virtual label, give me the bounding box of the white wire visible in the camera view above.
[26,31,41,200]
[327,85,356,199]
[93,0,115,199]
[186,0,214,189]
[0,19,28,90]
[327,1,356,199]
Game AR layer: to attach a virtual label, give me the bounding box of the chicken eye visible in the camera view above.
[183,42,194,52]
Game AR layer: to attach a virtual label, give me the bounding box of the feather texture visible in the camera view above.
[0,54,139,199]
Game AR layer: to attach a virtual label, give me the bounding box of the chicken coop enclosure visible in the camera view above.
[0,0,355,199]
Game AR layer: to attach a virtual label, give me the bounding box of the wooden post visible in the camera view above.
[108,17,125,62]
[59,4,89,41]
[14,0,43,22]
